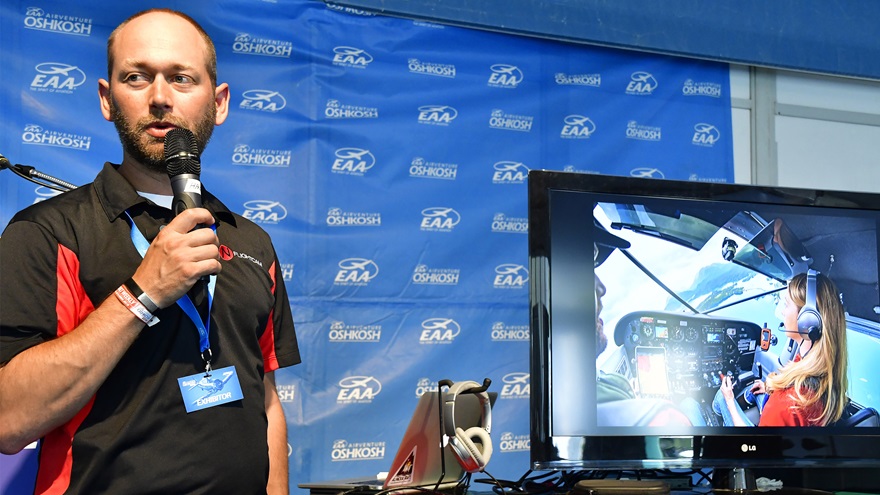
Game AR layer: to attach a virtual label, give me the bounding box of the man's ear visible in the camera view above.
[98,79,113,122]
[214,82,230,126]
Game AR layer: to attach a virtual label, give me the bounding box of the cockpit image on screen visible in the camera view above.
[593,198,879,429]
[529,171,880,471]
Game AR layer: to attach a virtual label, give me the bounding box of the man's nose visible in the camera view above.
[148,77,173,111]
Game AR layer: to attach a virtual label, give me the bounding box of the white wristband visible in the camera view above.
[114,285,160,327]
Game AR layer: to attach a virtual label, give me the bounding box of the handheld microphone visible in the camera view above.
[164,128,202,216]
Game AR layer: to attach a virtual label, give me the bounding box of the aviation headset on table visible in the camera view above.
[442,380,493,473]
[796,269,823,342]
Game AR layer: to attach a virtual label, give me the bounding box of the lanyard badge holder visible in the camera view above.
[124,212,244,412]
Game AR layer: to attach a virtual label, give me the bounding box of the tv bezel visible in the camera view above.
[528,169,880,471]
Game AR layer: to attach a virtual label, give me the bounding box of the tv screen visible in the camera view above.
[528,170,880,472]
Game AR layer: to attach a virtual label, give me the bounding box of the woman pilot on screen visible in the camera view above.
[715,271,849,427]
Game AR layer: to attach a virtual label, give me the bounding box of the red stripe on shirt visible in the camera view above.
[35,244,96,494]
[259,261,280,372]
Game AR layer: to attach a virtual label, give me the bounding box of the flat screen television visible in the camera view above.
[528,170,880,481]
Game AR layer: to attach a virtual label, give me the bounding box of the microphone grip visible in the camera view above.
[170,173,203,217]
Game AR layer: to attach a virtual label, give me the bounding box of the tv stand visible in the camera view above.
[708,468,833,495]
[711,468,756,491]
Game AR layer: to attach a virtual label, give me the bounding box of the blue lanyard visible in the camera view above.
[123,211,217,371]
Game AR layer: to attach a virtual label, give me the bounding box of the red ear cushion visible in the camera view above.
[455,427,492,470]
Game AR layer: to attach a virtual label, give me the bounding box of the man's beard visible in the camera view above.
[108,94,216,174]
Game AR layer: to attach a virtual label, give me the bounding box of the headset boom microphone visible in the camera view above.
[164,128,202,216]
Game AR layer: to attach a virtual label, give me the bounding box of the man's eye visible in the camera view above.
[172,75,193,84]
[124,74,148,83]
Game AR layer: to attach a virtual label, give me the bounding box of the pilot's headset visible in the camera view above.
[441,379,493,473]
[796,269,823,342]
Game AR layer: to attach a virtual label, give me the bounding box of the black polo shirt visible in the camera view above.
[0,163,301,494]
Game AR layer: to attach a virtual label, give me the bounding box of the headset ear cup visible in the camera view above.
[455,426,492,472]
[798,308,822,341]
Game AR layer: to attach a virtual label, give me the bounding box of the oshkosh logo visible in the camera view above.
[281,263,294,282]
[499,432,530,452]
[22,124,90,151]
[332,46,374,68]
[492,161,529,184]
[419,318,461,344]
[331,147,376,176]
[488,64,523,88]
[242,200,288,224]
[328,321,382,342]
[560,115,596,139]
[491,322,530,342]
[417,105,458,126]
[233,33,292,57]
[491,213,528,234]
[626,71,658,95]
[555,72,601,87]
[240,89,287,113]
[683,79,722,98]
[325,99,378,119]
[408,58,456,78]
[625,121,662,142]
[692,123,721,147]
[500,372,530,399]
[30,62,86,93]
[276,384,296,402]
[337,376,382,403]
[24,8,92,36]
[489,109,534,132]
[409,157,457,180]
[334,258,379,286]
[414,378,440,397]
[493,264,528,289]
[326,207,381,227]
[412,264,460,286]
[231,145,292,167]
[330,440,385,461]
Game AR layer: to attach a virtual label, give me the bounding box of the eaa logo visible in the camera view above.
[630,167,665,179]
[240,89,287,112]
[500,372,530,399]
[488,64,523,88]
[337,376,382,403]
[33,186,63,205]
[499,432,530,452]
[31,62,86,93]
[332,46,374,68]
[492,161,529,184]
[493,264,528,289]
[242,200,288,224]
[692,123,721,147]
[419,318,461,344]
[560,115,596,139]
[332,147,376,175]
[417,105,458,126]
[626,71,658,95]
[420,207,461,232]
[334,258,379,285]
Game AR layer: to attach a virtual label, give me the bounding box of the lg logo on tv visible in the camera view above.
[741,444,757,453]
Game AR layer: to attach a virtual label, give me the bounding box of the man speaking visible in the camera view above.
[0,9,300,494]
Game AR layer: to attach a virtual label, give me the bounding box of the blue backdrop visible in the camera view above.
[0,1,733,493]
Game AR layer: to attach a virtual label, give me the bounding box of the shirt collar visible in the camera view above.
[94,162,236,226]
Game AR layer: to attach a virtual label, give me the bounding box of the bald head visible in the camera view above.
[107,9,217,87]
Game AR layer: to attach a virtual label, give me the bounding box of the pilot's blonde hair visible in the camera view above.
[766,272,848,425]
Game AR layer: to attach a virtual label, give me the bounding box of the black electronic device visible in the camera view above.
[528,170,880,482]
